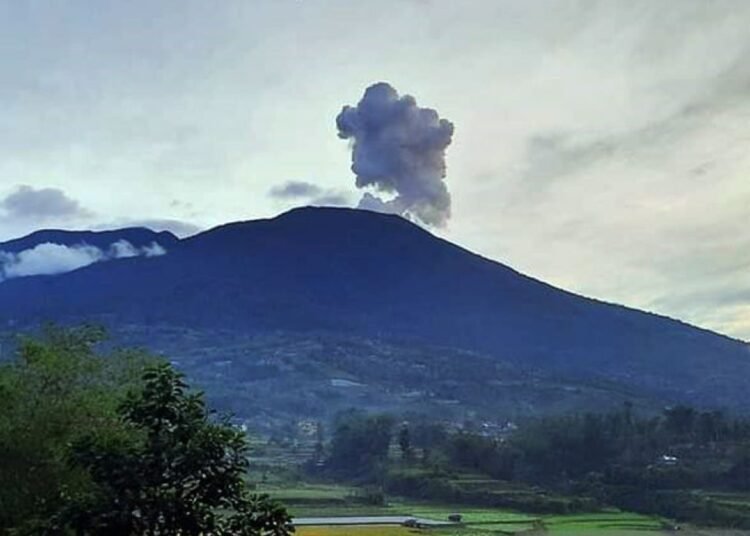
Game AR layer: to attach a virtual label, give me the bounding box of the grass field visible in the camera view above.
[542,512,664,533]
[261,484,666,534]
[268,484,662,531]
[297,527,419,536]
[256,481,750,535]
[297,525,750,536]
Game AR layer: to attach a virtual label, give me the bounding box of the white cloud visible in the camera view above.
[0,243,104,279]
[0,240,168,281]
[109,239,140,258]
[142,242,166,257]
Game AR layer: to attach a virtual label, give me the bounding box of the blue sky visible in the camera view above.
[0,0,748,340]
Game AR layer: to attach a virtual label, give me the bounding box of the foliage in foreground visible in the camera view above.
[0,325,144,530]
[0,326,293,535]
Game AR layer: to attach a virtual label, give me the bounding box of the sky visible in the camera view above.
[0,0,748,340]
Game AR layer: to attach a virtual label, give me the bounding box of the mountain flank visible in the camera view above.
[0,207,747,423]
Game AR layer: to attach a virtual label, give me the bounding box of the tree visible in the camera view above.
[663,406,696,439]
[327,411,394,481]
[0,325,147,532]
[49,363,293,535]
[728,448,750,490]
[398,424,412,462]
[410,422,448,464]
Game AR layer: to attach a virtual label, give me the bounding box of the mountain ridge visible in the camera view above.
[5,208,739,343]
[0,227,179,253]
[0,206,747,414]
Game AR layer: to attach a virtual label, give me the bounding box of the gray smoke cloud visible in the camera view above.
[0,240,166,281]
[269,181,323,199]
[336,82,455,227]
[268,180,351,207]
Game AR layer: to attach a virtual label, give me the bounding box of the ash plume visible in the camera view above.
[336,82,455,227]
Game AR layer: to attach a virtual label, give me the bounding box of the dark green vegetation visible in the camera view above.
[3,326,750,534]
[305,407,750,529]
[0,327,292,535]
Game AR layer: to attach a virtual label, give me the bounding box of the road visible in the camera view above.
[292,516,457,527]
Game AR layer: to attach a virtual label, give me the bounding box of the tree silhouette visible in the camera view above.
[50,363,293,536]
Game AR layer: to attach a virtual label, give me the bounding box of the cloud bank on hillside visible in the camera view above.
[0,240,166,281]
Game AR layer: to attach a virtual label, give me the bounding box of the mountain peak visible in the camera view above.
[276,205,410,224]
[0,207,747,410]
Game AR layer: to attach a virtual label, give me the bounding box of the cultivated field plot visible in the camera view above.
[297,525,750,536]
[297,528,418,536]
[542,512,664,533]
[260,481,750,535]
